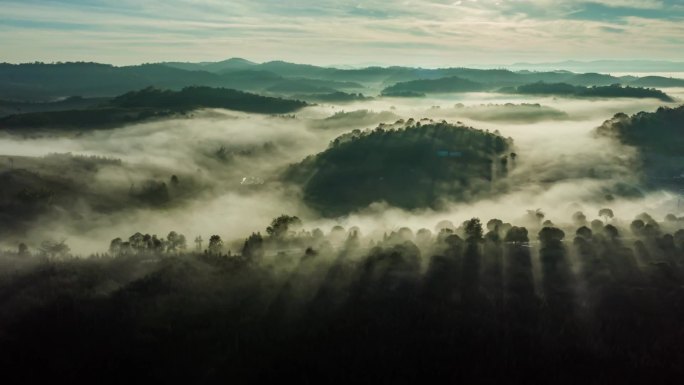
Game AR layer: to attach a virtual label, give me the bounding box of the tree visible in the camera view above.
[177,234,187,251]
[486,218,503,232]
[266,215,302,238]
[242,232,264,259]
[39,240,70,259]
[572,211,587,226]
[208,235,223,255]
[599,208,614,223]
[463,218,483,241]
[17,243,29,257]
[129,232,145,253]
[575,226,592,240]
[166,231,186,253]
[630,219,645,236]
[603,224,620,240]
[110,238,123,255]
[504,226,529,244]
[435,220,455,232]
[538,227,565,246]
[151,235,163,253]
[527,209,544,225]
[167,231,179,252]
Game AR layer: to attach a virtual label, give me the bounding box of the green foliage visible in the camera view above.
[285,121,511,216]
[453,103,569,123]
[0,62,221,100]
[266,215,302,237]
[380,90,426,98]
[242,232,264,259]
[309,109,399,130]
[508,82,674,102]
[3,210,684,382]
[208,235,223,255]
[0,86,308,130]
[463,218,484,241]
[295,92,371,103]
[538,227,565,245]
[504,226,529,243]
[628,76,684,88]
[596,105,684,185]
[39,239,70,258]
[110,86,307,113]
[597,106,684,156]
[129,180,170,206]
[0,107,177,130]
[382,76,485,95]
[599,208,614,221]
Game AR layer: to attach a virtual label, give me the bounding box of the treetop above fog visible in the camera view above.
[285,120,513,216]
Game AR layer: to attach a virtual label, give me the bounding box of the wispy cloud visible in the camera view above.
[1,0,682,66]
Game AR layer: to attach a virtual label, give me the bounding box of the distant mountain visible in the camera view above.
[4,59,684,102]
[308,109,397,129]
[219,70,285,91]
[265,78,364,94]
[0,62,223,100]
[110,86,307,113]
[0,61,369,101]
[204,58,257,73]
[162,58,257,73]
[294,92,372,103]
[504,82,674,102]
[628,76,684,88]
[565,73,623,86]
[508,60,684,73]
[0,96,109,118]
[453,103,569,123]
[257,61,339,79]
[0,107,178,131]
[382,76,486,95]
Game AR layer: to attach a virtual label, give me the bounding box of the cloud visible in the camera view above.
[0,0,682,66]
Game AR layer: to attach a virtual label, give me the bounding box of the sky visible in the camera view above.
[1,0,684,67]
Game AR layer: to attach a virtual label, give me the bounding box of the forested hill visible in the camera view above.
[110,86,307,113]
[381,76,485,96]
[285,120,513,216]
[596,105,684,181]
[505,82,675,102]
[0,87,308,130]
[4,61,684,102]
[0,62,221,100]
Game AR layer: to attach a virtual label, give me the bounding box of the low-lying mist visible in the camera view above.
[0,91,682,255]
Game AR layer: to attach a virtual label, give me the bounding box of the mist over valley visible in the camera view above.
[2,1,684,381]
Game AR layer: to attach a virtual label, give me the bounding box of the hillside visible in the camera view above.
[0,107,179,130]
[110,86,307,113]
[308,110,399,129]
[381,76,486,95]
[0,96,109,118]
[285,121,512,215]
[506,82,675,102]
[453,103,569,123]
[0,62,222,100]
[628,76,684,88]
[4,60,684,102]
[0,87,308,130]
[596,105,684,183]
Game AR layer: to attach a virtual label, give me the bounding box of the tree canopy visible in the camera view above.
[285,121,511,216]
